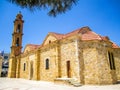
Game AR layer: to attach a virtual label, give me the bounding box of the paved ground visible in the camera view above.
[0,78,120,90]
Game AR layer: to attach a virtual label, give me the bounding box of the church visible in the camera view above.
[8,13,120,86]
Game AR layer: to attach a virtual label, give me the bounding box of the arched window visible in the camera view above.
[16,38,19,46]
[45,59,49,70]
[17,24,21,33]
[23,63,26,71]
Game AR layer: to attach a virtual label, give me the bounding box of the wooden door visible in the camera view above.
[67,61,71,78]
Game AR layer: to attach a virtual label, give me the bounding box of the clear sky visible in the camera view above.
[0,0,120,53]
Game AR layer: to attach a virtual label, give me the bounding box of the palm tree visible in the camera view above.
[8,0,78,17]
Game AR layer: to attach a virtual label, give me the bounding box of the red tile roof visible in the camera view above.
[50,27,110,41]
[49,32,63,39]
[112,43,119,48]
[27,44,40,48]
[24,44,40,52]
[50,26,119,48]
[24,27,119,52]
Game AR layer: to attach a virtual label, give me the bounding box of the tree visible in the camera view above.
[8,0,78,17]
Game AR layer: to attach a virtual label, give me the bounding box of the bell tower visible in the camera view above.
[8,12,24,78]
[11,12,24,56]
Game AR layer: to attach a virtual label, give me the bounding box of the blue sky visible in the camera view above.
[0,0,120,53]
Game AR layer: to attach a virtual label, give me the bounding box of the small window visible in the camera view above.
[16,38,19,46]
[111,53,115,70]
[23,63,26,71]
[49,40,51,44]
[108,52,115,70]
[17,24,21,33]
[19,16,21,19]
[108,52,112,70]
[45,59,49,70]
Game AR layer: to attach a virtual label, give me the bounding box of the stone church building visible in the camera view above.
[8,13,120,85]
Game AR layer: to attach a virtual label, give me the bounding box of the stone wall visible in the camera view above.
[40,45,58,81]
[19,53,35,80]
[8,57,16,78]
[60,38,80,81]
[29,53,36,80]
[20,56,29,79]
[16,57,21,78]
[11,35,120,85]
[82,41,117,84]
[34,50,40,80]
[97,47,116,84]
[83,48,99,84]
[114,49,120,80]
[43,35,57,45]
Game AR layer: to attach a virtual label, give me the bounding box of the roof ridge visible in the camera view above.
[65,29,80,35]
[49,27,91,39]
[90,31,104,40]
[49,32,64,35]
[26,44,40,46]
[111,41,119,48]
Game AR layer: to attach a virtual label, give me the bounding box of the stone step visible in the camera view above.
[68,79,81,87]
[54,78,82,87]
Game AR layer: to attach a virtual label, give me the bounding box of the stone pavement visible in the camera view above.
[0,78,120,90]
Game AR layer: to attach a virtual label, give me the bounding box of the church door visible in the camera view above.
[29,61,33,80]
[67,61,71,78]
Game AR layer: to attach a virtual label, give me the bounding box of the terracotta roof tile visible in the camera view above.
[112,42,119,48]
[49,32,64,39]
[50,26,119,48]
[26,44,40,51]
[81,31,102,40]
[24,27,119,52]
[64,29,80,38]
[50,26,110,41]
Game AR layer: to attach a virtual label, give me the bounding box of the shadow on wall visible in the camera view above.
[117,81,120,84]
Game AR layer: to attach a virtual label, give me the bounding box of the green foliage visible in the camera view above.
[8,0,78,17]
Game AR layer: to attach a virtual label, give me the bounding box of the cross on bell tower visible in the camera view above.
[11,12,24,56]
